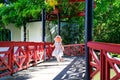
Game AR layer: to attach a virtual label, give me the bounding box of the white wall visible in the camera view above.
[26,21,42,42]
[5,21,61,42]
[5,21,42,42]
[6,24,22,41]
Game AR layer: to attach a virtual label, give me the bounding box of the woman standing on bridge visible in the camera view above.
[51,35,64,62]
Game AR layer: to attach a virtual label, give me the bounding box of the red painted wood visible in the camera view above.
[46,0,96,20]
[2,41,120,80]
[89,48,100,78]
[88,41,120,80]
[87,41,120,54]
[47,11,85,20]
[69,0,85,2]
[0,41,54,78]
[0,41,53,78]
[63,44,85,56]
[100,51,106,80]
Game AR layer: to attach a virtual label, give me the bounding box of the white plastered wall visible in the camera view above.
[26,21,42,42]
[6,24,22,41]
[5,21,42,42]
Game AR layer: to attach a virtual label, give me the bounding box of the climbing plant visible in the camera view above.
[0,0,120,44]
[0,0,45,27]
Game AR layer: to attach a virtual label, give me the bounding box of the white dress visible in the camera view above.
[52,42,64,57]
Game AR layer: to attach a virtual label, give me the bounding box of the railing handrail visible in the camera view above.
[0,41,45,47]
[64,44,84,47]
[88,41,120,80]
[87,41,120,54]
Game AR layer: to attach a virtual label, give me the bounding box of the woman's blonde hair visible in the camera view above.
[54,35,62,42]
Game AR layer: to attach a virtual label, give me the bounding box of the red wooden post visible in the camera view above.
[106,59,110,80]
[10,46,14,75]
[8,48,12,73]
[100,50,106,80]
[34,45,37,65]
[41,43,44,61]
[81,44,85,55]
[26,46,29,68]
[89,48,93,79]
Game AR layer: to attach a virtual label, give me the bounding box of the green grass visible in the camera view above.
[93,69,116,80]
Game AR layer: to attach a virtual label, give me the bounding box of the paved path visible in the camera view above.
[0,55,85,80]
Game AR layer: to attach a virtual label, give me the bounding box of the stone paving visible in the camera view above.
[0,55,85,80]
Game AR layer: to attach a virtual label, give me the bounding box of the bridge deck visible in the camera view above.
[0,55,85,80]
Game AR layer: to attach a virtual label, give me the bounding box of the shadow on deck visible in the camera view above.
[0,55,86,80]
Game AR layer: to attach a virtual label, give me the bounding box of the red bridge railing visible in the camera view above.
[0,41,54,78]
[0,42,84,78]
[87,41,120,80]
[64,44,85,56]
[1,41,120,79]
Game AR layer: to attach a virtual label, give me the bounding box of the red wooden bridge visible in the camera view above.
[0,41,120,80]
[0,0,120,80]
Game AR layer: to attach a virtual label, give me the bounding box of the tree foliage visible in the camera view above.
[0,0,45,27]
[0,0,120,44]
[61,17,84,44]
[94,0,120,43]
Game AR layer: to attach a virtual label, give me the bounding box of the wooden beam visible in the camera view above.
[69,0,85,2]
[47,12,85,21]
[58,0,85,4]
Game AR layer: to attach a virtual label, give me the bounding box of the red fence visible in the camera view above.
[2,41,119,79]
[0,41,53,78]
[87,41,120,80]
[64,44,85,56]
[0,42,85,78]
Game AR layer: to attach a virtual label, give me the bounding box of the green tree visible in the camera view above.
[61,17,84,44]
[0,0,45,27]
[0,0,120,44]
[93,0,120,43]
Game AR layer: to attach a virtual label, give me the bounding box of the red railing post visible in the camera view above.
[89,48,92,79]
[34,45,37,65]
[106,59,110,80]
[100,50,108,80]
[40,43,44,61]
[8,48,12,74]
[10,46,14,75]
[26,45,29,68]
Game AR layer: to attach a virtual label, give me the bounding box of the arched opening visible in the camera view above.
[0,29,11,41]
